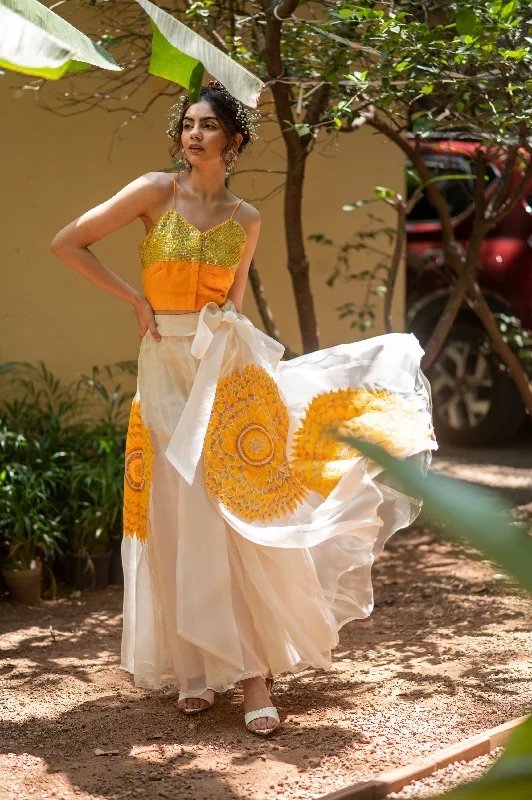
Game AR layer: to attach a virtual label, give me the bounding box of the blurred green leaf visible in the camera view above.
[341,438,532,595]
[456,8,477,36]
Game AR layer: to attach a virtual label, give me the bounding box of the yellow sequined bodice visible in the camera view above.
[139,177,248,311]
[139,210,247,271]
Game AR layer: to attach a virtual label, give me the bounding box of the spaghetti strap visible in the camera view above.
[171,174,178,210]
[231,198,244,218]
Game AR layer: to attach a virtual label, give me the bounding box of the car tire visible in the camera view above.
[425,324,527,447]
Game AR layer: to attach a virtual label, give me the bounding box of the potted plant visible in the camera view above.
[65,434,125,590]
[0,462,66,603]
[0,361,133,592]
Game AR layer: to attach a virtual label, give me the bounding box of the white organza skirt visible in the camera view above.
[121,302,436,695]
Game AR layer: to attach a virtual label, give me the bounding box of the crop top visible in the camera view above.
[139,175,247,311]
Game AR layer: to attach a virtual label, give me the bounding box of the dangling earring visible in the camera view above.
[179,144,192,170]
[223,147,239,173]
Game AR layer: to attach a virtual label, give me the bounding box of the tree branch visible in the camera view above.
[364,114,456,249]
[467,282,532,414]
[487,145,532,228]
[485,145,518,218]
[384,202,406,334]
[248,259,299,358]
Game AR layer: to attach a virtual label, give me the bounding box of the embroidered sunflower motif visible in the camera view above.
[123,399,155,543]
[204,364,306,522]
[292,387,430,498]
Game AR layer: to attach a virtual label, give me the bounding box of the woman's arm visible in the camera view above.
[227,204,261,314]
[50,172,167,341]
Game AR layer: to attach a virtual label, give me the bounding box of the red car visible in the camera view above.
[406,139,532,446]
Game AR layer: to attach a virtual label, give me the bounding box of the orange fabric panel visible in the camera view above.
[196,263,235,310]
[142,261,236,311]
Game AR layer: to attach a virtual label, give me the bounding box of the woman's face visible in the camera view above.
[181,100,237,165]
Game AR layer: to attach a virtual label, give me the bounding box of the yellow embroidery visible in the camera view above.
[292,387,431,498]
[204,365,306,522]
[123,399,155,543]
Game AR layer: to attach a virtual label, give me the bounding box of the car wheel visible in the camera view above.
[427,324,527,446]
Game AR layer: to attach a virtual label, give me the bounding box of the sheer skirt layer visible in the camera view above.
[121,313,435,694]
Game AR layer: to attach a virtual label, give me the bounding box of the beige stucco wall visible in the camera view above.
[1,68,404,383]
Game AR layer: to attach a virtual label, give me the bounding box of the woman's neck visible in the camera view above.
[182,165,228,202]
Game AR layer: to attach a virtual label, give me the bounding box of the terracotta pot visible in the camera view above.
[65,551,112,590]
[2,567,41,604]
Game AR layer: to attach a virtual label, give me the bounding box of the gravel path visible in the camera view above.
[385,747,504,798]
[1,520,531,800]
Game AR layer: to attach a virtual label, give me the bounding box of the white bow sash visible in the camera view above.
[165,301,285,486]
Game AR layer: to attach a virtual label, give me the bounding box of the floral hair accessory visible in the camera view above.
[166,80,261,142]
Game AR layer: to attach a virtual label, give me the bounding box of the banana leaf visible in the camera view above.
[0,4,72,79]
[1,0,121,78]
[135,0,263,107]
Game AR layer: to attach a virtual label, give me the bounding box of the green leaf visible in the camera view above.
[456,8,476,36]
[493,717,532,764]
[421,84,434,95]
[340,439,532,596]
[501,0,517,19]
[412,115,434,135]
[373,186,396,200]
[0,0,121,78]
[148,21,204,101]
[342,199,376,211]
[0,5,71,78]
[499,47,527,60]
[295,123,311,137]
[135,0,262,107]
[433,755,532,799]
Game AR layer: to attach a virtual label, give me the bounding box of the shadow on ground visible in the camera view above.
[1,516,531,800]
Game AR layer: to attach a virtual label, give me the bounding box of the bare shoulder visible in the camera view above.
[234,199,261,231]
[140,170,175,199]
[132,171,177,221]
[111,171,171,210]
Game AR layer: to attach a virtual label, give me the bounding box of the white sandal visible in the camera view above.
[244,706,280,736]
[178,688,215,715]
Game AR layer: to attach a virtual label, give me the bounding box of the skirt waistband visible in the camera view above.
[154,311,201,337]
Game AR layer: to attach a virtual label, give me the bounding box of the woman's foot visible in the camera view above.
[177,697,210,712]
[177,689,214,714]
[242,676,279,733]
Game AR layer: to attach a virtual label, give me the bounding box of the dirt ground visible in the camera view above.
[1,524,531,800]
[2,438,532,800]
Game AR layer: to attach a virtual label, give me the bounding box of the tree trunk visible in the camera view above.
[248,258,299,359]
[384,202,406,333]
[261,0,320,353]
[420,269,471,371]
[284,151,320,352]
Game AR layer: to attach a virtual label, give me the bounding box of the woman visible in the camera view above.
[51,80,437,736]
